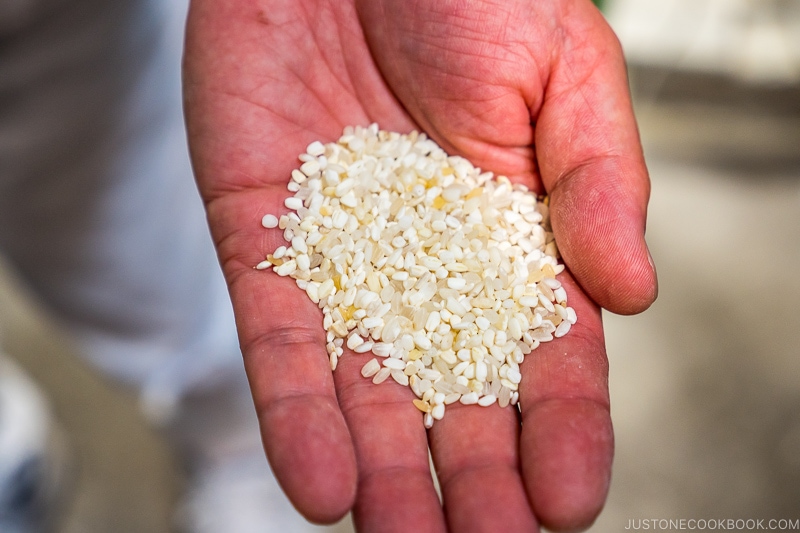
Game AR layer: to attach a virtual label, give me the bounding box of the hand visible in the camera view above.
[183,1,657,531]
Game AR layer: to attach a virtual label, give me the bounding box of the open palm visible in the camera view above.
[183,1,657,531]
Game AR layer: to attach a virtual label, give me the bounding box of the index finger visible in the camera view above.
[518,272,613,532]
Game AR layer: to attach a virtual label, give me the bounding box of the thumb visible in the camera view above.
[548,156,657,315]
[537,6,657,315]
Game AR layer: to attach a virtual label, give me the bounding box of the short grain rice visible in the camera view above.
[258,125,577,426]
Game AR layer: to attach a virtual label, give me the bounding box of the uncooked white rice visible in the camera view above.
[258,124,576,427]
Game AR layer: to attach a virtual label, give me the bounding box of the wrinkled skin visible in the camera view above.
[183,0,658,531]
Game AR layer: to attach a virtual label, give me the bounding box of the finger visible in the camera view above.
[428,403,539,532]
[518,273,613,532]
[215,188,359,523]
[535,5,657,315]
[235,269,359,523]
[334,353,447,533]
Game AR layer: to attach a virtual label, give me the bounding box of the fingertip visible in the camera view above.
[536,482,606,533]
[260,396,358,523]
[606,243,658,315]
[522,399,614,533]
[574,235,658,316]
[549,158,658,315]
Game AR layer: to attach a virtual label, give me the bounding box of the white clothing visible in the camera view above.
[0,0,345,530]
[0,0,239,411]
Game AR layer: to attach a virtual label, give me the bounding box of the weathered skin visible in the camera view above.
[183,1,657,531]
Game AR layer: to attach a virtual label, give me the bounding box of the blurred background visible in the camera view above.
[1,0,799,531]
[599,0,800,527]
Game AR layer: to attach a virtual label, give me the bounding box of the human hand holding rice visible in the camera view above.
[259,125,578,429]
[183,0,657,531]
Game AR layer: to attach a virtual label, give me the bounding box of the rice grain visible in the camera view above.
[257,125,577,426]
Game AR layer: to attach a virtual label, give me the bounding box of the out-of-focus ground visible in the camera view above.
[597,0,800,527]
[1,0,798,531]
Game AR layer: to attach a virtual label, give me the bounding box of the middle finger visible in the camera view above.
[428,402,538,532]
